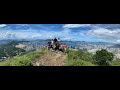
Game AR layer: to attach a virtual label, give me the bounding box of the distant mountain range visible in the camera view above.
[109,44,120,48]
[0,39,115,47]
[0,40,11,45]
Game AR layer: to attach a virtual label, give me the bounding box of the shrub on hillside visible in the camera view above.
[93,49,114,66]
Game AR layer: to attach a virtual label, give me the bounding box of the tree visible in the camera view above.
[93,49,114,66]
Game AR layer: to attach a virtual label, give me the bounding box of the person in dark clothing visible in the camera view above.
[54,38,58,43]
[53,38,58,50]
[55,41,60,51]
[48,41,51,50]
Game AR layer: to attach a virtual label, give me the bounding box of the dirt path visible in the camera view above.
[32,50,67,66]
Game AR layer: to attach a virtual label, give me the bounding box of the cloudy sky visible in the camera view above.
[0,24,120,43]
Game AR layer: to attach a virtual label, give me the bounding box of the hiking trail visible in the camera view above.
[32,50,67,66]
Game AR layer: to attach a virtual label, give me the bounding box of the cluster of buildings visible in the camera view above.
[77,43,120,60]
[17,41,47,52]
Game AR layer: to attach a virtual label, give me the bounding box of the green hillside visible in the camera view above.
[110,59,120,66]
[0,41,26,59]
[65,59,95,66]
[0,46,118,66]
[0,47,47,66]
[65,49,96,66]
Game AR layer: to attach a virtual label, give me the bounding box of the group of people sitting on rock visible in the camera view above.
[47,38,67,53]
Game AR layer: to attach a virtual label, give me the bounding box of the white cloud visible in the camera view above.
[116,40,120,43]
[85,28,120,41]
[16,24,29,26]
[63,24,91,28]
[0,28,72,40]
[91,24,120,29]
[0,24,7,28]
[1,24,120,43]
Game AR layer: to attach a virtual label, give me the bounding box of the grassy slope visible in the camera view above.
[0,47,95,66]
[65,49,96,66]
[65,59,95,66]
[2,47,117,66]
[0,47,48,66]
[110,60,120,66]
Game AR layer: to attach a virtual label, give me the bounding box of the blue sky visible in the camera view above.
[0,24,120,43]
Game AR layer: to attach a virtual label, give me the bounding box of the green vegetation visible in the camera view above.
[0,45,117,66]
[66,49,95,66]
[66,48,115,66]
[110,60,120,66]
[0,41,26,59]
[93,49,114,66]
[65,59,95,66]
[0,47,48,66]
[67,49,93,61]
